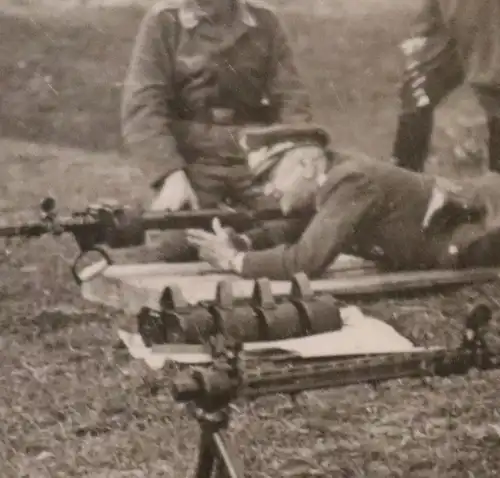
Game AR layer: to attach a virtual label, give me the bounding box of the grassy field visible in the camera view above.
[1,1,500,477]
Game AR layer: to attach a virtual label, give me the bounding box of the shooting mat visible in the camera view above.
[117,306,432,369]
[80,254,375,313]
[79,254,500,314]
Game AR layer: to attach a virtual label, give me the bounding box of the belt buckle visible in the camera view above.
[211,108,234,125]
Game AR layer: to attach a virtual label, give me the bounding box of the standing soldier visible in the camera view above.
[391,0,500,173]
[121,0,314,260]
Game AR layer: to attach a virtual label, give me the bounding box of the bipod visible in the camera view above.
[173,280,245,478]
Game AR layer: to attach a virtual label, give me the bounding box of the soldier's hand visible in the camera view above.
[150,170,200,212]
[186,218,240,271]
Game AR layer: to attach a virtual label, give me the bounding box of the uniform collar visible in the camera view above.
[179,0,257,29]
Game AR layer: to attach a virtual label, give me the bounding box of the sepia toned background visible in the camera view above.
[1,1,498,477]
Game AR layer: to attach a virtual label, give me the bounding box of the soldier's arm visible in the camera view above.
[240,218,310,250]
[265,13,313,123]
[121,6,185,190]
[238,173,381,280]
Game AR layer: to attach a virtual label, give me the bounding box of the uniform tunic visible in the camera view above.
[121,0,312,191]
[239,156,500,280]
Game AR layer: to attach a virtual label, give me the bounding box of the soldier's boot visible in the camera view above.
[391,107,434,172]
[487,116,500,173]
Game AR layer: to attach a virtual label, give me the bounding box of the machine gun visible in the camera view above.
[169,286,500,478]
[0,197,296,284]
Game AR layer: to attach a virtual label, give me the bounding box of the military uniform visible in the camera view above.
[237,155,500,280]
[392,0,500,172]
[121,0,312,206]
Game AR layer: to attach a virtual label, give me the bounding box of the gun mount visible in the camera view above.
[168,289,500,478]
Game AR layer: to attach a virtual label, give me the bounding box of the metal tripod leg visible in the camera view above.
[194,418,244,478]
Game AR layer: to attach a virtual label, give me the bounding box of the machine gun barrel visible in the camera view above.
[0,200,298,283]
[243,347,499,397]
[0,216,101,239]
[172,345,500,403]
[0,199,295,242]
[139,207,297,231]
[0,222,51,238]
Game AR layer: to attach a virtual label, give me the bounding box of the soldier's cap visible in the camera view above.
[238,123,330,180]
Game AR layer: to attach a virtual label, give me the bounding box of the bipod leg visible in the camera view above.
[193,409,244,478]
[190,280,245,478]
[194,425,216,478]
[212,427,243,478]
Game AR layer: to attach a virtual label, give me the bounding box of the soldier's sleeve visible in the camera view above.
[239,172,381,280]
[242,218,310,250]
[265,12,313,123]
[121,5,185,190]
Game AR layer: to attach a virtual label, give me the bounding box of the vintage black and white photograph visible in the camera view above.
[1,0,500,476]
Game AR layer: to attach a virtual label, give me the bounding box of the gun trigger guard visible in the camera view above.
[71,246,114,286]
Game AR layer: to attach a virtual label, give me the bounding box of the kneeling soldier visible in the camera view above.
[187,124,500,280]
[121,0,313,261]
